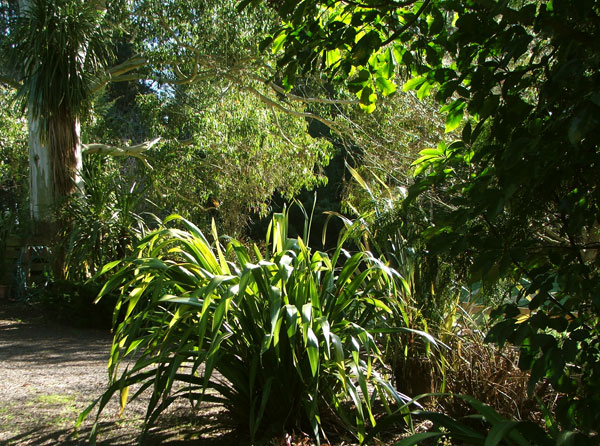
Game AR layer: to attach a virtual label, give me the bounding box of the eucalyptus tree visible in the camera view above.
[81,0,349,234]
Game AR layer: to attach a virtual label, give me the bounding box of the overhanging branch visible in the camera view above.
[257,77,358,106]
[90,54,149,94]
[82,137,161,169]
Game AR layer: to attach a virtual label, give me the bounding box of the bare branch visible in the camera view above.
[90,55,148,94]
[270,106,300,149]
[152,181,216,210]
[340,0,419,9]
[82,137,161,169]
[83,136,160,154]
[381,0,432,46]
[256,77,358,106]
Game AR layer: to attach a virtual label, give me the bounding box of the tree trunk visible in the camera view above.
[28,113,82,234]
[28,116,53,226]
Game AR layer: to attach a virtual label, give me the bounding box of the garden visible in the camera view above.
[0,0,598,445]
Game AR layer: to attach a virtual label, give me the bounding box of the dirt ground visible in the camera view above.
[0,302,240,446]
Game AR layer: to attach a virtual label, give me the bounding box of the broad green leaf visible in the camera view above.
[359,101,377,113]
[211,219,229,274]
[285,304,299,339]
[212,296,229,332]
[268,285,283,349]
[272,32,287,54]
[125,283,147,319]
[201,274,235,298]
[337,252,363,288]
[442,99,466,133]
[119,386,129,416]
[416,410,485,441]
[356,364,375,425]
[352,30,381,66]
[364,297,392,313]
[346,378,365,424]
[419,147,444,157]
[350,336,360,364]
[95,273,126,303]
[253,377,274,439]
[402,75,427,92]
[375,76,397,97]
[359,86,377,106]
[347,164,371,195]
[321,319,331,359]
[416,80,432,99]
[306,327,319,377]
[325,49,341,68]
[123,339,144,357]
[331,332,344,362]
[302,302,312,324]
[486,420,528,446]
[96,259,121,276]
[461,394,503,424]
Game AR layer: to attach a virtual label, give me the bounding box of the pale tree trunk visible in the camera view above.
[28,116,53,225]
[18,2,83,286]
[28,115,82,229]
[27,112,82,280]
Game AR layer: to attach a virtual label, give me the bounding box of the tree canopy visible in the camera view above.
[0,0,339,233]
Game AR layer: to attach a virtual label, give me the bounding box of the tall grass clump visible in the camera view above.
[336,166,457,399]
[79,210,410,444]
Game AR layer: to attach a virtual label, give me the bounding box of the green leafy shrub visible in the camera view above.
[61,155,155,281]
[80,211,409,444]
[332,167,457,399]
[19,155,154,327]
[35,279,116,329]
[390,394,595,446]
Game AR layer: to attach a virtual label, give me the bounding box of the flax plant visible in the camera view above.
[79,210,410,444]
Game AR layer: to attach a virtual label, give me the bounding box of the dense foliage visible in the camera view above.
[0,85,28,222]
[76,0,336,234]
[248,0,600,440]
[131,84,333,233]
[0,85,28,284]
[61,155,155,281]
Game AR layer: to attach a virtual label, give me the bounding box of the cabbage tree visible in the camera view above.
[6,0,111,230]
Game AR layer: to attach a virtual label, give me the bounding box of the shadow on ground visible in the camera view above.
[0,302,245,446]
[1,410,243,445]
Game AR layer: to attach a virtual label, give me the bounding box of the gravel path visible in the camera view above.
[0,302,235,445]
